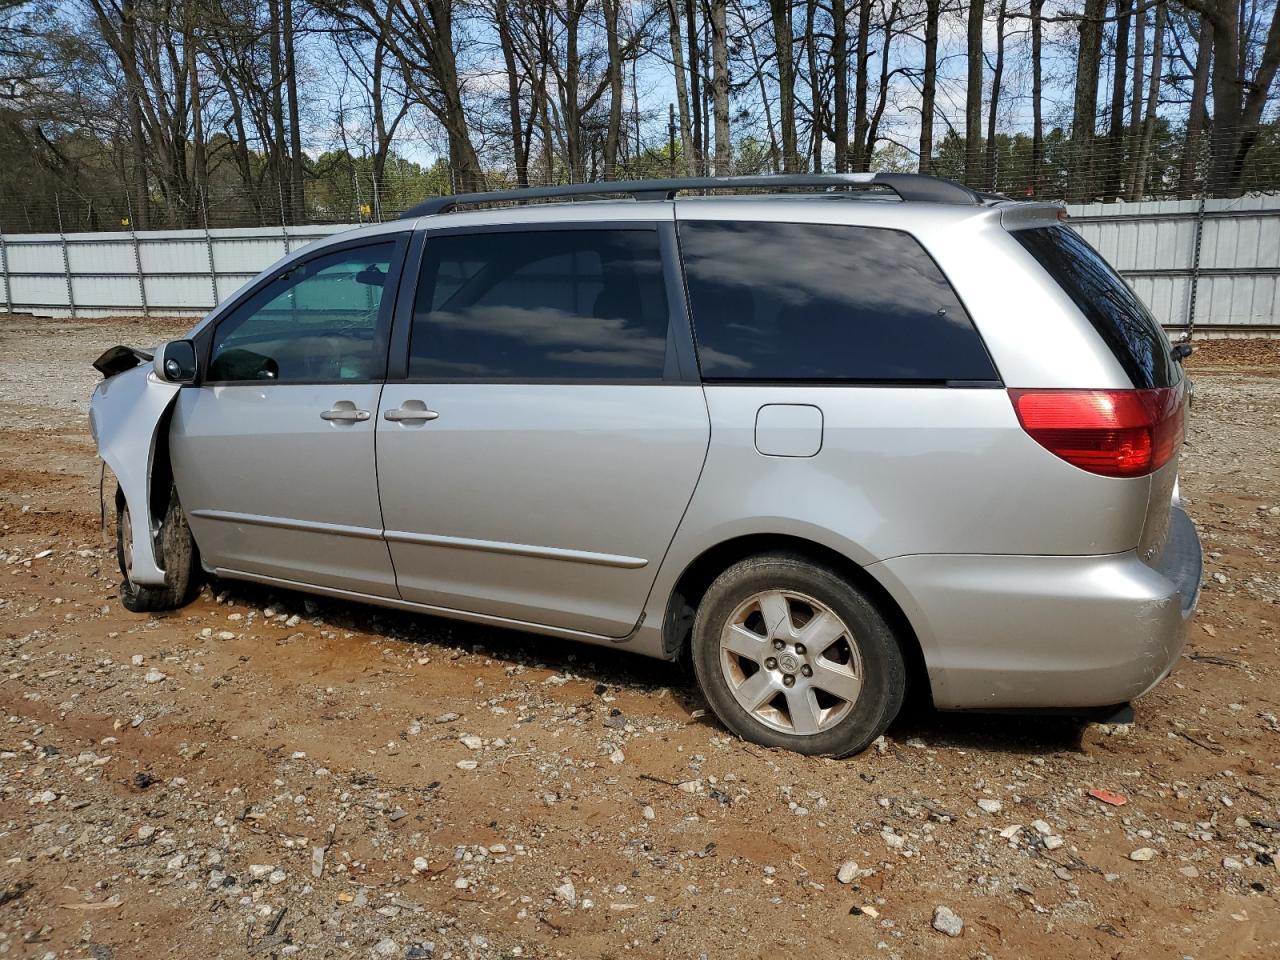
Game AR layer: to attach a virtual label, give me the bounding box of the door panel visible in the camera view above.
[172,383,396,596]
[376,383,709,635]
[169,238,404,597]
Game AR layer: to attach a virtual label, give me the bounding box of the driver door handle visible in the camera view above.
[384,402,439,423]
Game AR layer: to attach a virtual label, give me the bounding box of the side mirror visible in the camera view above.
[154,340,198,384]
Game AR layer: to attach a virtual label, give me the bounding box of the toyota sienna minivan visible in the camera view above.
[90,173,1202,757]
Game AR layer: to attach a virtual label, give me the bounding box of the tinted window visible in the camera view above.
[208,242,394,383]
[409,230,670,379]
[1013,225,1176,389]
[678,221,996,382]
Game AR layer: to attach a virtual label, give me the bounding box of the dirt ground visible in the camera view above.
[1,313,1277,960]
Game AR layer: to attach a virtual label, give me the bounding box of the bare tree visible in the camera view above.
[984,0,1008,191]
[918,0,939,174]
[769,0,797,171]
[666,0,695,174]
[1130,0,1166,199]
[1069,0,1106,201]
[1104,0,1131,200]
[710,0,731,173]
[832,0,848,171]
[1177,6,1211,197]
[964,0,983,187]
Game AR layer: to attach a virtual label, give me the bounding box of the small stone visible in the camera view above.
[143,669,166,684]
[165,854,185,871]
[932,905,963,937]
[130,655,144,666]
[459,735,483,750]
[609,749,625,765]
[555,879,577,906]
[456,759,479,770]
[1043,835,1065,851]
[837,861,858,884]
[268,869,286,885]
[1223,857,1244,871]
[642,805,655,821]
[1129,847,1158,862]
[248,864,274,879]
[677,780,700,793]
[1030,820,1052,836]
[976,798,1002,814]
[137,825,156,840]
[434,712,460,724]
[413,857,429,873]
[373,939,399,958]
[453,877,469,889]
[1180,865,1199,878]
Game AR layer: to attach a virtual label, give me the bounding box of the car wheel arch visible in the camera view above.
[659,532,932,707]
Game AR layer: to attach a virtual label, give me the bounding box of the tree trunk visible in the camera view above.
[1205,0,1280,196]
[710,0,731,174]
[1130,4,1145,134]
[603,0,625,175]
[918,0,939,174]
[964,0,983,187]
[494,0,528,187]
[185,3,205,223]
[1069,0,1106,202]
[832,0,848,172]
[1104,0,1131,201]
[685,0,703,174]
[805,0,820,171]
[852,0,869,170]
[984,0,1008,191]
[1130,1,1165,200]
[667,0,695,174]
[1178,10,1211,198]
[1030,0,1044,195]
[769,0,797,172]
[284,0,304,222]
[122,0,149,228]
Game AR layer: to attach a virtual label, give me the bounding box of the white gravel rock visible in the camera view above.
[932,905,963,937]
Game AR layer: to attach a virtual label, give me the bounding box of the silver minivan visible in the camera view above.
[90,174,1202,757]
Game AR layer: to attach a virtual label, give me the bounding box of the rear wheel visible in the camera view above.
[115,484,200,612]
[691,552,906,757]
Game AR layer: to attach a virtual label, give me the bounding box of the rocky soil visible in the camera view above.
[0,315,1277,959]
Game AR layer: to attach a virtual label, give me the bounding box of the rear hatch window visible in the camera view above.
[1012,225,1177,389]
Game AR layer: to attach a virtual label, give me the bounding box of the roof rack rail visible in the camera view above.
[399,173,984,219]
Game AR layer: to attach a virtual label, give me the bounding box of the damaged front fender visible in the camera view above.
[89,364,182,586]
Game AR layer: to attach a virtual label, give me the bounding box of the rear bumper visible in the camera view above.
[869,506,1203,711]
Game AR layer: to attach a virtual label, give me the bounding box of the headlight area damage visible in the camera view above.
[89,347,182,586]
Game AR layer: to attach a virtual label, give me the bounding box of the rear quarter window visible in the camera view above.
[678,220,997,383]
[1012,225,1177,389]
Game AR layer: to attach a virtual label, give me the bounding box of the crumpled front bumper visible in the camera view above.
[868,505,1204,711]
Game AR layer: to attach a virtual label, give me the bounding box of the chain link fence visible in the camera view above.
[3,125,1280,235]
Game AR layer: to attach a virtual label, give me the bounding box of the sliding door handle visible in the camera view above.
[383,401,439,423]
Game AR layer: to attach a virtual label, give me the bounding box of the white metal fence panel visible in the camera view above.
[1066,194,1280,332]
[1,202,1278,332]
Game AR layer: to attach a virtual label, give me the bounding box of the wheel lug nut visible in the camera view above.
[772,639,785,651]
[801,664,812,677]
[765,657,778,670]
[794,643,806,655]
[782,674,795,687]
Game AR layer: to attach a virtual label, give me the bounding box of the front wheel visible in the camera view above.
[115,484,200,613]
[691,553,906,757]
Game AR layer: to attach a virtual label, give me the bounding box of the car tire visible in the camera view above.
[691,552,906,757]
[115,484,201,613]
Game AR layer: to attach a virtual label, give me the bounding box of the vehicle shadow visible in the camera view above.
[203,577,1098,757]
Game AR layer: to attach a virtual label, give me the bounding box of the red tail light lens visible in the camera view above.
[1008,387,1184,478]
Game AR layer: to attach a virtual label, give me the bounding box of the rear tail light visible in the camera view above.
[1008,387,1184,478]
